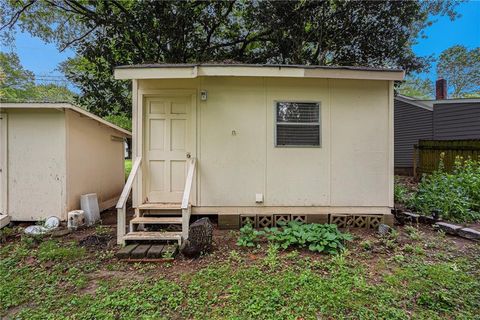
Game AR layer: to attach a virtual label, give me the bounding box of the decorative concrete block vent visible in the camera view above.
[257,215,274,228]
[291,215,307,224]
[240,214,257,227]
[368,216,383,229]
[330,215,352,228]
[330,214,383,229]
[240,214,296,228]
[274,214,291,226]
[353,216,369,228]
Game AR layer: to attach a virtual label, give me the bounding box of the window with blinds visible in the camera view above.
[275,102,321,147]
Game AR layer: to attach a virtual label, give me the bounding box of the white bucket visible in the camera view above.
[80,193,100,226]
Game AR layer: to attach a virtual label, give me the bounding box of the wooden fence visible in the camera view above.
[414,140,480,177]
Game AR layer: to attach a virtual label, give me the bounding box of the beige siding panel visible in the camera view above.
[265,78,330,206]
[7,109,66,220]
[138,79,199,91]
[199,77,266,206]
[330,79,390,206]
[66,109,126,212]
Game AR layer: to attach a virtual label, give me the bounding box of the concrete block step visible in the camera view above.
[116,244,178,260]
[131,244,152,259]
[116,244,138,259]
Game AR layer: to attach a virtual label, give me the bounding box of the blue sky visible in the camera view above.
[413,1,480,80]
[1,0,479,87]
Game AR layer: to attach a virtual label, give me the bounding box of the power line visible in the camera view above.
[35,75,68,79]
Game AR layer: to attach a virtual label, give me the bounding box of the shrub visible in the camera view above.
[237,223,265,247]
[0,227,17,243]
[237,221,352,254]
[360,240,372,251]
[266,222,352,254]
[394,181,411,204]
[408,155,480,222]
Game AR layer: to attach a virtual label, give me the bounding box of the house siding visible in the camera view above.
[433,103,480,140]
[65,109,128,213]
[394,99,432,168]
[5,109,67,221]
[137,77,393,210]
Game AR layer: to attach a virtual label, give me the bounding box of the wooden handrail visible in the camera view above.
[116,157,142,209]
[181,158,196,209]
[117,156,141,245]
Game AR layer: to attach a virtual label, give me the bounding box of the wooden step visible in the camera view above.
[123,231,182,244]
[138,203,182,210]
[130,217,182,225]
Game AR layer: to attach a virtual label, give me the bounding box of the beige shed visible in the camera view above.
[0,102,131,226]
[113,64,404,245]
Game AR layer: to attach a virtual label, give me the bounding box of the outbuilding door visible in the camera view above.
[0,114,6,215]
[144,95,195,203]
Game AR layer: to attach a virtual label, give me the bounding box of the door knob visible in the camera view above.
[186,152,191,159]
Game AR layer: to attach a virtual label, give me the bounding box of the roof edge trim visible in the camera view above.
[394,96,433,111]
[114,65,404,81]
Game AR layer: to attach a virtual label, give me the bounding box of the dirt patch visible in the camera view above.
[100,223,479,281]
[79,234,114,249]
[395,175,419,190]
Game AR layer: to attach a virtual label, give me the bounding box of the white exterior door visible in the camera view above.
[0,114,6,215]
[144,95,195,203]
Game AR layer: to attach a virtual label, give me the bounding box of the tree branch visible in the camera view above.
[200,1,236,57]
[0,0,36,31]
[59,26,97,51]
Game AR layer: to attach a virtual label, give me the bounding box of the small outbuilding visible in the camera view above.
[113,64,404,245]
[0,102,131,227]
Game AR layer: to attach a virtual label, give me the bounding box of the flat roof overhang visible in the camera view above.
[114,64,405,81]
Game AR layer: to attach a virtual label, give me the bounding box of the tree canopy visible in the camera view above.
[398,76,434,99]
[437,45,480,98]
[1,0,460,116]
[0,51,75,102]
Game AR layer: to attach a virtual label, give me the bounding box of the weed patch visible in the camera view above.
[37,240,85,262]
[1,226,479,319]
[405,155,480,222]
[238,221,352,254]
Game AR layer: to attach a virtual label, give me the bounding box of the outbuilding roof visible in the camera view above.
[114,63,404,81]
[1,102,131,136]
[395,94,480,109]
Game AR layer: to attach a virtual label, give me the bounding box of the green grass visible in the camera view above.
[124,159,132,180]
[1,227,479,319]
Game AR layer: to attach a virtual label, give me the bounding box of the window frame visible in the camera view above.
[274,100,322,148]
